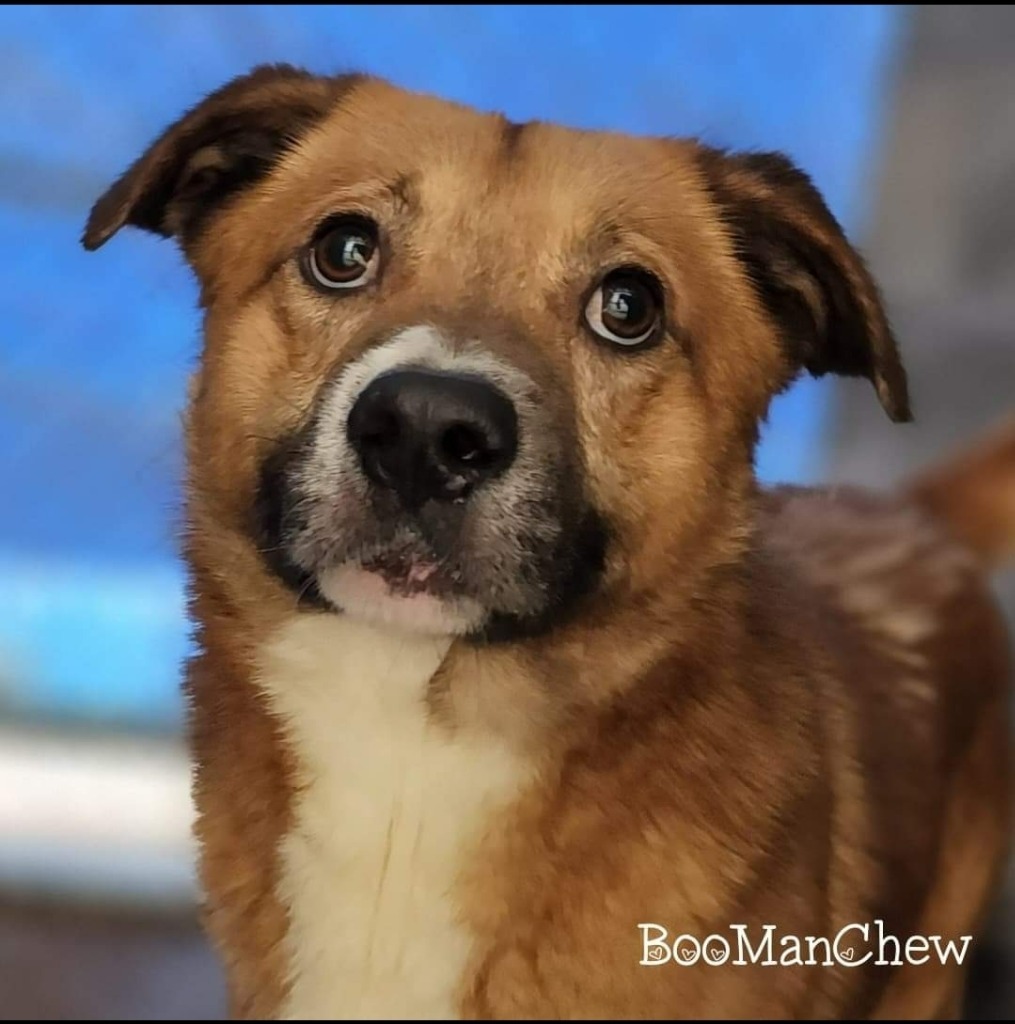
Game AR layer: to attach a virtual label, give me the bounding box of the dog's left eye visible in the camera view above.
[304,216,380,290]
[584,269,662,349]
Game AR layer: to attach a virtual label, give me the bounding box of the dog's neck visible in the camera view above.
[188,484,761,1019]
[247,527,758,1020]
[252,613,533,1019]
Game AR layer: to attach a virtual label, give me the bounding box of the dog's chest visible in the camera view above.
[256,615,529,1020]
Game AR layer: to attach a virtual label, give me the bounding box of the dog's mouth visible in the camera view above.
[359,546,453,597]
[314,540,486,637]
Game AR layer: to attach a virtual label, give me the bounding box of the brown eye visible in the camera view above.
[584,269,662,348]
[306,217,380,290]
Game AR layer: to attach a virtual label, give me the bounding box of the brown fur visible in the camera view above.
[85,67,1012,1019]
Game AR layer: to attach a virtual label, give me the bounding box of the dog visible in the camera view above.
[83,66,1014,1019]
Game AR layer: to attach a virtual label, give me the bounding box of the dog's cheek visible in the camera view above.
[566,347,640,520]
[188,301,306,525]
[573,353,709,529]
[639,403,718,570]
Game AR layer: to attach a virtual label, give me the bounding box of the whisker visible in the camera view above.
[254,543,287,557]
[295,573,320,606]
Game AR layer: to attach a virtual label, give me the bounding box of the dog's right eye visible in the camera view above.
[304,216,380,291]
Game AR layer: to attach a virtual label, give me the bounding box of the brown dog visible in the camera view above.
[84,66,1013,1019]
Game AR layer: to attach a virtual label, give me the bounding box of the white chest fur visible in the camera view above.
[256,614,529,1020]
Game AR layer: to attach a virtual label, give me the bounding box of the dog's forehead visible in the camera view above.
[281,78,709,242]
[199,77,733,310]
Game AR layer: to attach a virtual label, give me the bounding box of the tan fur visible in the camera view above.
[85,69,1012,1019]
[909,416,1015,566]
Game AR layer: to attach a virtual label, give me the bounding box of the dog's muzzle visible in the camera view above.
[255,325,606,640]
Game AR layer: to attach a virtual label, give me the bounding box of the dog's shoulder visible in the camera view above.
[755,483,1010,720]
[759,483,984,624]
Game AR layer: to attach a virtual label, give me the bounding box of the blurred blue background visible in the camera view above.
[1,5,901,728]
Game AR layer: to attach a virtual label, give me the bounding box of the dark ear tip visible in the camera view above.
[82,183,130,251]
[878,379,913,423]
[80,223,108,251]
[872,362,913,421]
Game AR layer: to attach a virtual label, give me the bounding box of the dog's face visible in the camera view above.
[85,67,910,641]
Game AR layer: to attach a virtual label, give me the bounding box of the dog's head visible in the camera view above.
[85,66,909,641]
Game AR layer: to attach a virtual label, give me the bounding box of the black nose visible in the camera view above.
[347,368,518,508]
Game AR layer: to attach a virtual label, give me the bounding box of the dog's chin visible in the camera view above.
[317,563,486,637]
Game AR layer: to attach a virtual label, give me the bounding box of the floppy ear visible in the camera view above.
[82,64,361,251]
[698,148,911,423]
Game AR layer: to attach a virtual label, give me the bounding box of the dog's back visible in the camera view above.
[761,422,1014,1017]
